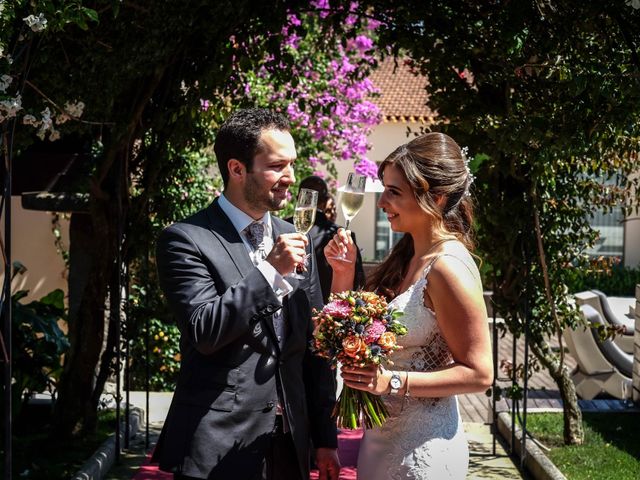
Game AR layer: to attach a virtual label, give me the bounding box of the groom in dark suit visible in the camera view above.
[153,108,340,480]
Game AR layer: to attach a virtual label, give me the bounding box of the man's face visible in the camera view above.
[244,129,296,212]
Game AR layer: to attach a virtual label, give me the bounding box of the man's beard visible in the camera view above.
[245,175,286,211]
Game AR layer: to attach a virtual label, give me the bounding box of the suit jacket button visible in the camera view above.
[266,401,275,410]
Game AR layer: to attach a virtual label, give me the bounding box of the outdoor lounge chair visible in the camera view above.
[563,304,632,401]
[573,290,634,354]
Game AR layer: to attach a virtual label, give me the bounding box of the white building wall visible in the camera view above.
[0,197,69,302]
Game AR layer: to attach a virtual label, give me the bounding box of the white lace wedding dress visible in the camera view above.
[357,257,469,479]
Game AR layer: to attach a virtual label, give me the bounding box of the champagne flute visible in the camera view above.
[331,172,366,262]
[289,188,318,279]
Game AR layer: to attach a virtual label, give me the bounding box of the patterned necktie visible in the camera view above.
[245,221,266,262]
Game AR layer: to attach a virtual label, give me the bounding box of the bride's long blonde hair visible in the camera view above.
[366,132,475,298]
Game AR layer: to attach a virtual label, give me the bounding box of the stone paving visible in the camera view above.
[103,392,524,480]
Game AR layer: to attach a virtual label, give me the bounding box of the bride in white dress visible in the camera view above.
[325,132,493,480]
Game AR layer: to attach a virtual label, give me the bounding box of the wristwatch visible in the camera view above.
[389,371,403,395]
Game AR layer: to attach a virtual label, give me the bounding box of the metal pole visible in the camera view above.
[491,289,498,456]
[114,278,121,461]
[2,123,13,480]
[144,213,150,450]
[124,262,130,449]
[510,324,517,455]
[114,156,122,462]
[521,319,530,469]
[520,247,531,469]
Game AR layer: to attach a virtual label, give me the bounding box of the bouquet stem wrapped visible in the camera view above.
[335,385,389,429]
[312,291,407,430]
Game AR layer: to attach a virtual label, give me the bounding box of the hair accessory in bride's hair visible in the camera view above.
[461,146,475,197]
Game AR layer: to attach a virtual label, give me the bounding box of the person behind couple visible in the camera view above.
[153,108,340,480]
[324,194,337,223]
[286,175,366,303]
[326,132,493,479]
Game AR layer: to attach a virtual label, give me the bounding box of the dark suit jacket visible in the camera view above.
[286,210,366,303]
[153,199,337,479]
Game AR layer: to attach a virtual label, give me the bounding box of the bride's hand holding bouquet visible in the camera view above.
[341,361,395,395]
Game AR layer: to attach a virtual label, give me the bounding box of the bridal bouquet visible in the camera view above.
[312,290,407,429]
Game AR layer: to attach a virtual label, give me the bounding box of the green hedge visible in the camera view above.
[565,257,640,296]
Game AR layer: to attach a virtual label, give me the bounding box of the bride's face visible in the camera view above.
[377,164,431,233]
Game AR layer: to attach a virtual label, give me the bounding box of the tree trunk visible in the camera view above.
[53,202,114,437]
[90,269,121,424]
[529,339,584,445]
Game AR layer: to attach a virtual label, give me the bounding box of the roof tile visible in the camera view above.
[369,57,435,123]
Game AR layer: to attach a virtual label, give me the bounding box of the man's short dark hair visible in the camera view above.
[214,108,290,186]
[299,175,330,206]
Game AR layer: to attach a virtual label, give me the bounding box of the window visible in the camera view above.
[587,207,625,259]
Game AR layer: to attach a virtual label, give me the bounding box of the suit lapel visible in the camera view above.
[205,199,254,278]
[206,200,281,349]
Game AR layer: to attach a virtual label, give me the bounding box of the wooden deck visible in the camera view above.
[458,322,637,423]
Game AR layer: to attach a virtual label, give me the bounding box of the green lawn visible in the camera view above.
[526,412,640,480]
[4,408,117,480]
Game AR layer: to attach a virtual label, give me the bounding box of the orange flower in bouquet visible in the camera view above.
[312,290,407,429]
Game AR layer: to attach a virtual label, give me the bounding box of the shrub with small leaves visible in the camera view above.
[129,318,181,391]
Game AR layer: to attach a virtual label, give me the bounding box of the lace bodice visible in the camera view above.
[389,271,454,374]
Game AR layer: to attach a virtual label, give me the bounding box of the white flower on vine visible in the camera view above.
[0,74,11,93]
[41,107,53,127]
[65,100,85,118]
[56,112,70,124]
[0,94,23,120]
[36,107,54,140]
[49,129,61,141]
[23,114,39,126]
[626,0,640,9]
[23,13,48,32]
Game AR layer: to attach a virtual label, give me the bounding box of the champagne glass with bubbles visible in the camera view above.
[289,188,318,279]
[331,172,366,262]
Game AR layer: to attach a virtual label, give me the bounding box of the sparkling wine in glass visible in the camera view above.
[341,173,366,229]
[331,172,366,262]
[294,203,316,236]
[289,188,318,279]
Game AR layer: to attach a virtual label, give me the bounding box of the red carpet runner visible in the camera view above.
[133,429,362,480]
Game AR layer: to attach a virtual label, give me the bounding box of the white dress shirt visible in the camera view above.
[217,193,293,305]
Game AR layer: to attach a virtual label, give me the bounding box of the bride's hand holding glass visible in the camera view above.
[329,172,366,262]
[324,228,358,273]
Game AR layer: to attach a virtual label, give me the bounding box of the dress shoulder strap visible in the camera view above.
[422,253,482,286]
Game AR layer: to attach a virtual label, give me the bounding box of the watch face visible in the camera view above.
[390,375,402,389]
